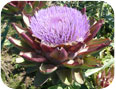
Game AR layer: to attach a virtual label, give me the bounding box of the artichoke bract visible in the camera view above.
[3,1,46,15]
[95,65,114,88]
[8,6,111,86]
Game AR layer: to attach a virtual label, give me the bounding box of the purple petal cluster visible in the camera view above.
[30,6,90,45]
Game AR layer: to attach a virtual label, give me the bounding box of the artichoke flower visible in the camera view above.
[8,6,111,86]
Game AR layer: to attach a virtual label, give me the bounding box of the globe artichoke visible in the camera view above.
[8,6,111,86]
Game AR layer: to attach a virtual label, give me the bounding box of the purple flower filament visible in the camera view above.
[30,6,90,45]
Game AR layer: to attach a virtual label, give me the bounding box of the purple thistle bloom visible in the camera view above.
[8,4,111,86]
[30,6,90,45]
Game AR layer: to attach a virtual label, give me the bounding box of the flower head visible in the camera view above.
[30,6,90,45]
[8,5,111,86]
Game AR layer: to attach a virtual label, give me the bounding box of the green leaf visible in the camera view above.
[83,56,102,67]
[32,1,39,9]
[56,69,73,85]
[24,3,33,14]
[34,71,49,87]
[84,57,114,77]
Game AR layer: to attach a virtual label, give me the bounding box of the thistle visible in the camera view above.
[8,6,111,86]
